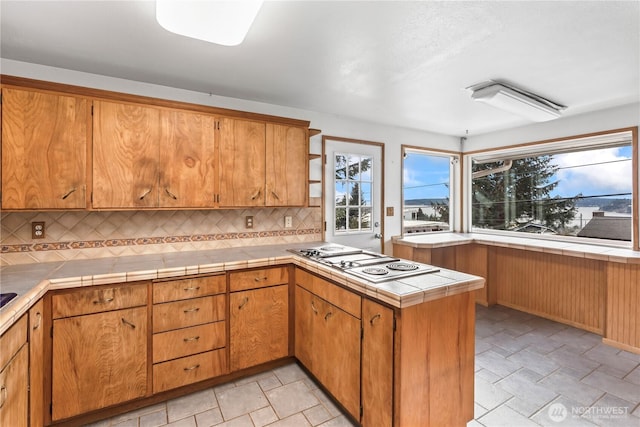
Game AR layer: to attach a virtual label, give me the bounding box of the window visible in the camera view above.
[402,148,457,234]
[468,129,636,246]
[334,153,373,232]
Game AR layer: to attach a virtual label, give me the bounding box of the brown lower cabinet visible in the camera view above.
[32,263,474,426]
[0,315,29,427]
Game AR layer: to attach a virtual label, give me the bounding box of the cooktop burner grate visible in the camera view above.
[362,267,389,276]
[319,246,343,251]
[386,262,419,271]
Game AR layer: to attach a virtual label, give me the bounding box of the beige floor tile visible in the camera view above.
[216,381,270,420]
[265,380,320,419]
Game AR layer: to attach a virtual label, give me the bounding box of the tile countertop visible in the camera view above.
[392,233,640,264]
[0,242,484,335]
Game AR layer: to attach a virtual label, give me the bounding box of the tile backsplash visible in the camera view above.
[1,208,322,265]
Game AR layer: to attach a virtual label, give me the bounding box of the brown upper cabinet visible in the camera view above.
[1,88,89,209]
[1,77,310,210]
[93,100,218,208]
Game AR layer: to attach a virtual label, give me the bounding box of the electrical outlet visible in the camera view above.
[32,221,46,239]
[284,216,292,228]
[245,216,254,229]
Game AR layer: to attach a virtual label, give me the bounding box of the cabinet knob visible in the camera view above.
[251,189,262,200]
[183,307,200,313]
[254,276,268,282]
[183,335,200,342]
[183,286,201,292]
[370,314,381,325]
[324,311,333,321]
[139,188,153,200]
[311,300,318,314]
[32,311,42,330]
[184,364,200,371]
[238,297,249,309]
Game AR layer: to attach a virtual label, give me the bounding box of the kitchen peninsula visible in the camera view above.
[0,243,484,427]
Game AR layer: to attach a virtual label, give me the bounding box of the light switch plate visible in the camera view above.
[284,216,292,228]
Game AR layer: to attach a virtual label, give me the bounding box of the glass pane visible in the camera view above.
[348,208,360,230]
[335,208,347,231]
[335,181,348,206]
[335,154,347,180]
[403,152,452,233]
[361,182,372,206]
[348,155,360,180]
[360,157,373,181]
[471,144,632,242]
[348,182,360,206]
[361,207,372,230]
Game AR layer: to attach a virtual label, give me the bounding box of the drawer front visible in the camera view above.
[52,283,148,319]
[153,321,226,363]
[0,345,28,427]
[153,295,225,333]
[229,266,289,292]
[152,349,227,393]
[153,275,225,304]
[295,269,361,319]
[0,315,27,370]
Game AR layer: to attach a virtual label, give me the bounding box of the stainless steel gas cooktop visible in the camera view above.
[289,244,439,283]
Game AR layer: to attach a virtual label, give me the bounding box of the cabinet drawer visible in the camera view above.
[152,349,227,393]
[0,315,27,370]
[295,269,361,319]
[0,345,28,427]
[52,283,148,319]
[153,295,225,333]
[153,275,225,304]
[229,266,289,292]
[153,322,226,363]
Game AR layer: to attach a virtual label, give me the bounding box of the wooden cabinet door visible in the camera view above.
[0,345,28,427]
[313,298,361,419]
[230,285,289,371]
[1,88,88,209]
[218,117,265,206]
[265,124,307,206]
[93,100,160,208]
[294,285,315,370]
[52,307,147,421]
[29,299,45,427]
[361,299,394,427]
[159,109,217,207]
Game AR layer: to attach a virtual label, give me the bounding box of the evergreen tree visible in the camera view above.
[472,156,579,232]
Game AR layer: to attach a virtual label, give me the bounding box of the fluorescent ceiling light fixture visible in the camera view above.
[467,81,566,122]
[156,0,264,46]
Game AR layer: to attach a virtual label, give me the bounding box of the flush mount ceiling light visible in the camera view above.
[467,80,566,122]
[156,0,264,46]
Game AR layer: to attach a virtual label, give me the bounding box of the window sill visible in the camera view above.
[392,232,640,264]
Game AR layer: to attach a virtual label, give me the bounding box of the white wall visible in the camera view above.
[1,59,460,253]
[463,102,640,152]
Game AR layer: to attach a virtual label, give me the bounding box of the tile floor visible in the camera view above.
[88,305,640,427]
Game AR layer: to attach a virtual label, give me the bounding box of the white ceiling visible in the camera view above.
[1,1,638,136]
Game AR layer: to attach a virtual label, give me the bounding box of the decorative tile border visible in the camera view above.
[2,228,322,253]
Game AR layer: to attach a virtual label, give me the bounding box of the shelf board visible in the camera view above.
[309,128,322,137]
[309,154,322,160]
[309,180,322,184]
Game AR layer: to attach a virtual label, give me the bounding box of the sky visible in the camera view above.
[403,146,633,202]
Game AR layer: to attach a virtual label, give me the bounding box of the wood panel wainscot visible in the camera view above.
[605,263,640,352]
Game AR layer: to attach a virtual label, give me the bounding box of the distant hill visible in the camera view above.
[404,198,448,205]
[575,198,632,213]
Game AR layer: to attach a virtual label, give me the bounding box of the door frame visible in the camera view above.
[322,135,386,253]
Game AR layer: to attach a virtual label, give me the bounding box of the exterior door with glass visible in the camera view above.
[324,137,383,253]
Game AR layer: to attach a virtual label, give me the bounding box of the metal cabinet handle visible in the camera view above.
[165,188,178,200]
[32,312,42,330]
[311,300,318,314]
[183,336,200,342]
[93,297,114,305]
[238,297,249,309]
[61,188,77,200]
[121,318,136,329]
[183,286,201,291]
[370,314,381,325]
[251,189,262,200]
[183,307,200,313]
[271,191,280,200]
[139,188,152,200]
[0,385,6,409]
[254,276,268,282]
[324,312,333,321]
[184,364,200,371]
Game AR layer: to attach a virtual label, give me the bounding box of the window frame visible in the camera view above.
[462,127,639,251]
[401,145,461,236]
